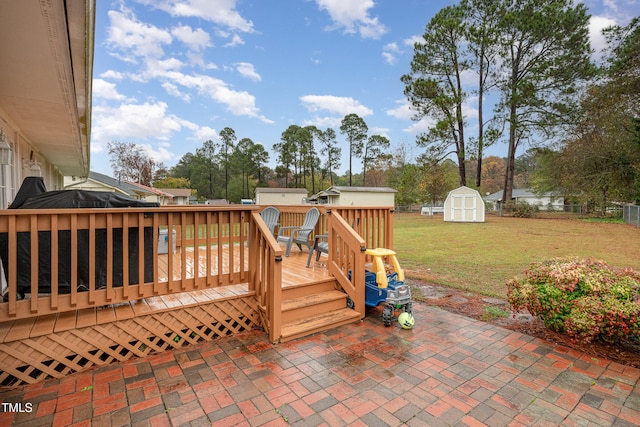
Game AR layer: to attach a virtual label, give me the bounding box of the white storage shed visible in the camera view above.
[444,186,485,222]
[255,188,309,205]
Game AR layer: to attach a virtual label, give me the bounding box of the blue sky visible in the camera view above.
[90,0,638,177]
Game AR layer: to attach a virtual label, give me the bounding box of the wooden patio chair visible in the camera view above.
[276,207,320,256]
[306,233,328,267]
[259,206,280,236]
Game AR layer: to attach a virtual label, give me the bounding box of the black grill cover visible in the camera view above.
[1,181,159,298]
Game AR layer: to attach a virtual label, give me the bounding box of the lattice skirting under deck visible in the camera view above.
[0,296,260,387]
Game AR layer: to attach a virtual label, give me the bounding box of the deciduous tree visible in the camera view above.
[108,141,157,186]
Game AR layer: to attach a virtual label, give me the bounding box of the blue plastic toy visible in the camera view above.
[364,248,413,326]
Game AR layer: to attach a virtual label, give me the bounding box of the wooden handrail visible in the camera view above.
[249,211,283,343]
[326,210,367,317]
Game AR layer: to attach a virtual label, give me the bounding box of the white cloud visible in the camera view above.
[589,15,618,59]
[171,25,212,51]
[92,79,127,101]
[162,82,191,102]
[145,58,185,76]
[224,34,245,47]
[315,0,388,39]
[300,95,373,117]
[459,69,478,88]
[92,101,184,143]
[370,126,390,137]
[386,99,414,121]
[382,42,401,64]
[302,116,342,129]
[100,70,125,80]
[137,142,176,163]
[90,100,200,159]
[235,62,262,82]
[386,99,435,135]
[135,0,254,33]
[159,72,272,122]
[403,35,422,48]
[194,126,219,142]
[106,10,172,60]
[404,118,436,135]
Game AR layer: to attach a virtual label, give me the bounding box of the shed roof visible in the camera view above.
[448,186,481,195]
[255,187,308,194]
[325,186,397,193]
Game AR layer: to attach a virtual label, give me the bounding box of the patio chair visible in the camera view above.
[276,207,320,256]
[259,206,280,236]
[306,232,328,267]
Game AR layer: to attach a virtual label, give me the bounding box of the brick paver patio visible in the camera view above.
[1,302,639,426]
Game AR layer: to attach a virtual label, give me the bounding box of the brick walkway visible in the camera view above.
[1,302,639,426]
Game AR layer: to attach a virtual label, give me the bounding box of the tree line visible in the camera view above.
[108,114,390,203]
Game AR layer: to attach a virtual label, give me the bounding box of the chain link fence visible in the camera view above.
[623,205,640,227]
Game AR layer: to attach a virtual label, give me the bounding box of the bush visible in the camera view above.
[506,258,640,344]
[504,201,537,217]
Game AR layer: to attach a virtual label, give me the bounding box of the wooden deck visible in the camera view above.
[0,243,335,386]
[0,243,330,343]
[0,205,387,386]
[157,242,330,287]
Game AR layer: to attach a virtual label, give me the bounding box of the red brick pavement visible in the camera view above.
[1,302,639,426]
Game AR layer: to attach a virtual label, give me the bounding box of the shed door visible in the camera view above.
[450,194,477,222]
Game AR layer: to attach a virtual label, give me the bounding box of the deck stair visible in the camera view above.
[279,278,362,342]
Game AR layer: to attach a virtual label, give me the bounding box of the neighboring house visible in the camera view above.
[64,172,159,202]
[444,186,485,223]
[255,188,308,205]
[156,188,192,205]
[310,186,396,206]
[485,189,565,211]
[0,1,94,208]
[127,182,174,205]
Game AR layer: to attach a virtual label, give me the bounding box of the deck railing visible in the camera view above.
[264,205,394,251]
[0,206,265,322]
[0,204,394,340]
[249,211,284,342]
[325,210,367,315]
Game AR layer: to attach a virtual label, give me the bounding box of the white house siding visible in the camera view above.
[316,186,396,206]
[255,188,308,205]
[485,189,564,211]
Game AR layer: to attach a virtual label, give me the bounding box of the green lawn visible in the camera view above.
[393,214,640,298]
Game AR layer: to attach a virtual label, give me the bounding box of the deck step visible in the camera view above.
[282,278,338,300]
[281,290,349,323]
[280,308,362,343]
